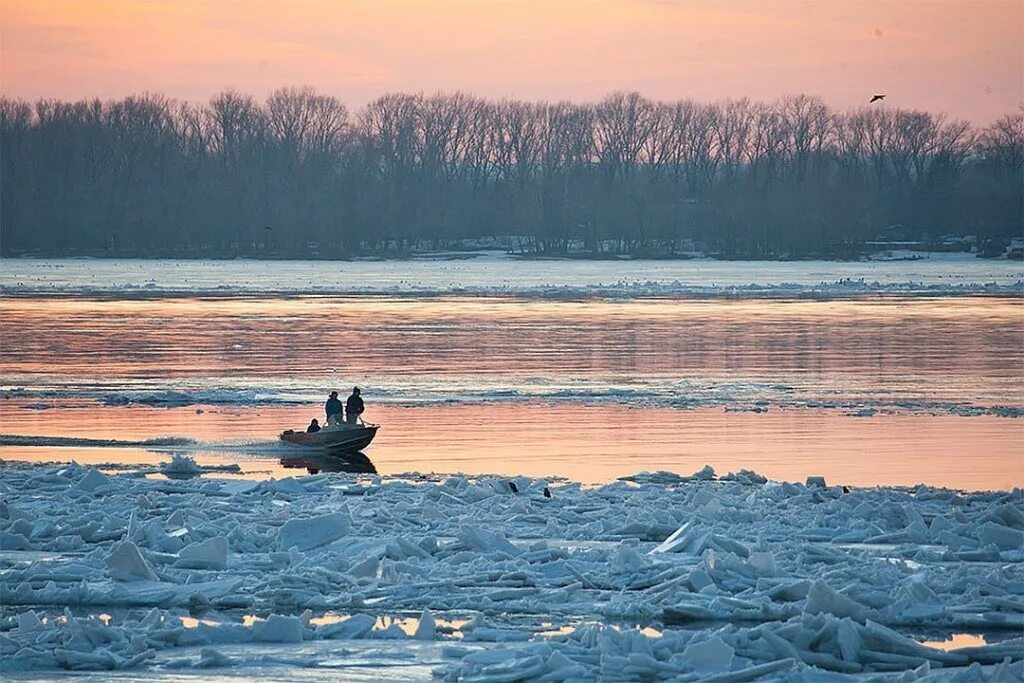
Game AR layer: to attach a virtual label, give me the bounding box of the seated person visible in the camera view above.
[306,418,321,433]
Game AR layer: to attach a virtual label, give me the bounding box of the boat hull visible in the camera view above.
[280,425,378,451]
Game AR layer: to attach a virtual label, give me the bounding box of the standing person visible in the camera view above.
[325,391,343,425]
[345,387,364,424]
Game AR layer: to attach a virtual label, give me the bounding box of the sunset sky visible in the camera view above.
[1,0,1020,123]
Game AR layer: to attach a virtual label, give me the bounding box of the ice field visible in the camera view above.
[2,256,1021,678]
[2,460,1022,680]
[2,253,1021,298]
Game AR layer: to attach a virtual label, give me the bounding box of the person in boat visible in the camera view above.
[306,418,321,433]
[345,387,364,424]
[325,391,343,425]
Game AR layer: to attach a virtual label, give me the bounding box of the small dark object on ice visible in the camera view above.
[543,487,552,498]
[188,592,211,615]
[842,485,850,493]
[508,481,519,494]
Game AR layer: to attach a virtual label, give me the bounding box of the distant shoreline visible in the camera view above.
[4,251,1019,300]
[0,248,1012,264]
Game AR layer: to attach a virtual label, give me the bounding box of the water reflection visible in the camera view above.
[3,297,1020,409]
[2,295,1021,490]
[279,451,377,475]
[0,403,1021,489]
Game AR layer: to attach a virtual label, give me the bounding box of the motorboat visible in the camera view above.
[280,421,378,451]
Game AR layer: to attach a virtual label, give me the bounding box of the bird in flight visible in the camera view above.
[869,94,886,103]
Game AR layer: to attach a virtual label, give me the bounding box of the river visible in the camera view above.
[1,256,1021,489]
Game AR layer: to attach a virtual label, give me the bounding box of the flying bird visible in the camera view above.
[869,94,886,103]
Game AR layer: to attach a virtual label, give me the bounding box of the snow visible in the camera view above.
[1,256,1021,299]
[1,462,1021,679]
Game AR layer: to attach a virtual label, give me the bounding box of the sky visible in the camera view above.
[1,0,1021,123]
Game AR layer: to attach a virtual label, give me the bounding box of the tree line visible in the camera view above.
[1,89,1020,258]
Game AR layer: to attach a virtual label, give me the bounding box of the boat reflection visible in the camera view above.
[279,450,377,475]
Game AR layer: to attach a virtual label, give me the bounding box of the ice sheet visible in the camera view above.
[2,255,1021,298]
[1,462,1021,679]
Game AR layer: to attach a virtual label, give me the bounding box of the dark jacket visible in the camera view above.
[325,397,343,419]
[346,394,364,416]
[307,421,321,433]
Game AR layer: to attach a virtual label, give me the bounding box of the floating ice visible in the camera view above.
[160,454,203,476]
[2,462,1021,678]
[3,256,1021,299]
[317,614,376,639]
[253,614,304,643]
[978,521,1024,550]
[681,635,734,670]
[692,464,716,480]
[805,581,870,621]
[105,541,158,582]
[76,468,112,493]
[277,511,350,551]
[175,536,228,570]
[414,609,436,640]
[198,647,234,668]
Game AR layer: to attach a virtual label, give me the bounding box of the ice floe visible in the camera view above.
[1,255,1021,299]
[1,462,1021,679]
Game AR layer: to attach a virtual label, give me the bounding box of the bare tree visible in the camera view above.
[2,89,1020,259]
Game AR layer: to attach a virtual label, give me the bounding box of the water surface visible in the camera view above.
[2,293,1020,489]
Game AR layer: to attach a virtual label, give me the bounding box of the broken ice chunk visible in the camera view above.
[747,551,777,577]
[691,465,716,480]
[76,468,112,493]
[836,618,862,663]
[681,636,734,671]
[804,581,869,621]
[978,522,1023,550]
[253,614,303,643]
[106,541,158,582]
[414,609,436,640]
[16,610,43,631]
[277,512,350,551]
[456,526,521,556]
[175,537,228,570]
[317,614,375,640]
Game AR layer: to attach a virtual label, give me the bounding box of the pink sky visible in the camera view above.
[1,0,1020,123]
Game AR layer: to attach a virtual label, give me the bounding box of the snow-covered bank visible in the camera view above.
[2,461,1021,679]
[4,279,1021,300]
[2,255,1021,299]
